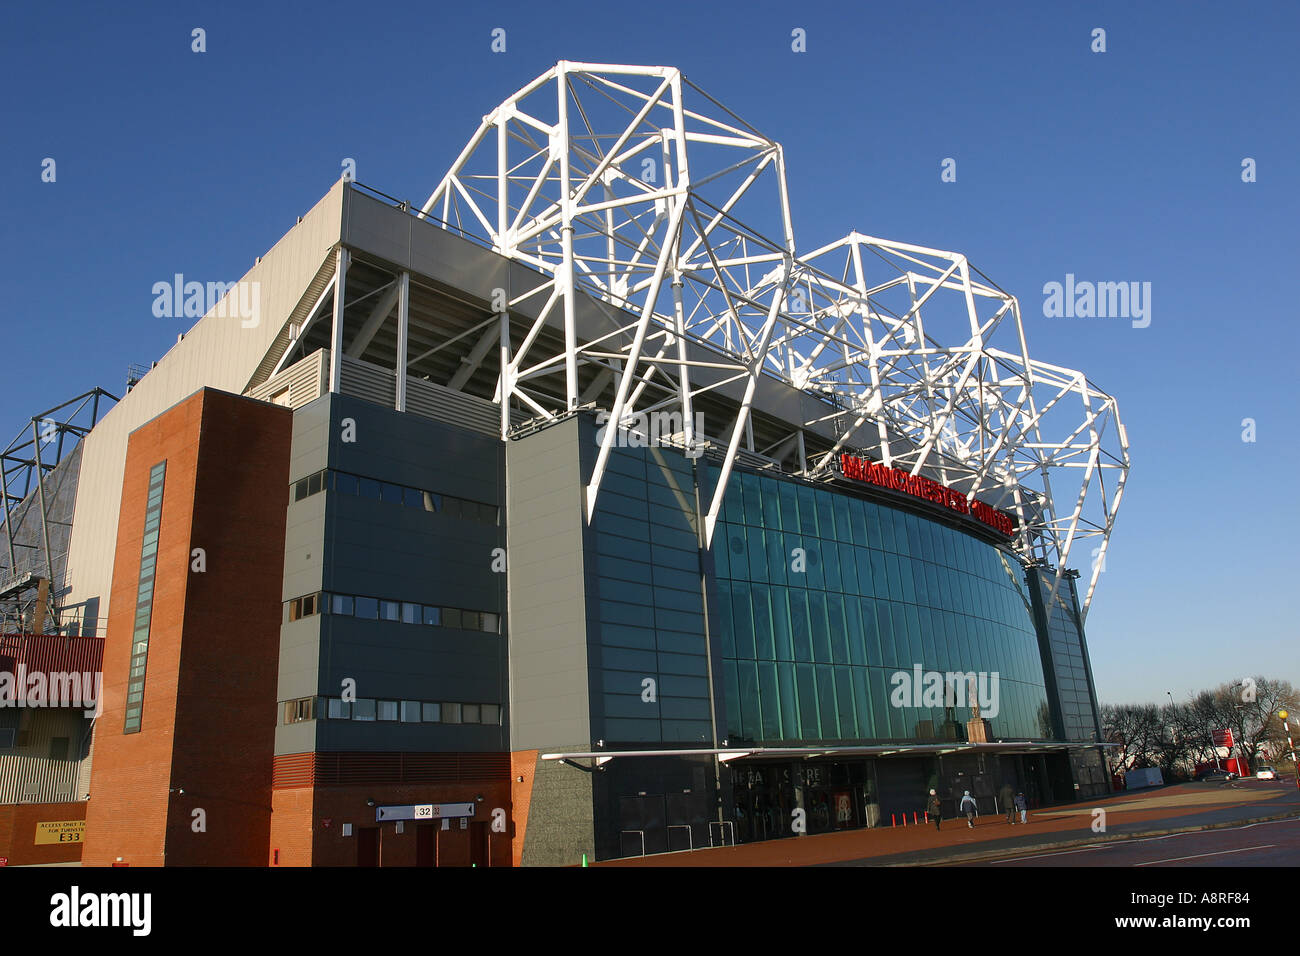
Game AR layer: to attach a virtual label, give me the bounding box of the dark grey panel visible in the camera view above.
[275,391,508,756]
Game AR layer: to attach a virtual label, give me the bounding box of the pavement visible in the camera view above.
[597,777,1300,867]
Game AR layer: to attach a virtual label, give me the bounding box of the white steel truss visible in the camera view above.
[419,61,1129,621]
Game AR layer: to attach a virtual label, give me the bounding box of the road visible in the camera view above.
[964,816,1300,867]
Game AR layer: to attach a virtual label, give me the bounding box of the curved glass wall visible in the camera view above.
[713,469,1052,745]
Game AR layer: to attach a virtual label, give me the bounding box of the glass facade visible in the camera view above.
[591,445,713,744]
[713,469,1051,745]
[1034,570,1101,742]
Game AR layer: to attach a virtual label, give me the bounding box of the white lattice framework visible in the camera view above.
[419,62,1129,620]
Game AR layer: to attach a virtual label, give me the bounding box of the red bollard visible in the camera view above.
[924,811,929,823]
[913,811,918,825]
[891,813,896,827]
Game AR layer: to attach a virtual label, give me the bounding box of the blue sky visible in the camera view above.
[2,0,1296,704]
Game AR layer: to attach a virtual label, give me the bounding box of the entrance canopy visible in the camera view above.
[542,741,1113,769]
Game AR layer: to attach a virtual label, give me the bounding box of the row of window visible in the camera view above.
[720,658,1052,745]
[720,469,1015,583]
[126,461,167,735]
[715,584,1042,686]
[285,591,501,633]
[283,697,501,726]
[292,468,499,526]
[714,521,1032,630]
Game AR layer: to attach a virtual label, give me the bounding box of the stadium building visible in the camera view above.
[0,63,1128,866]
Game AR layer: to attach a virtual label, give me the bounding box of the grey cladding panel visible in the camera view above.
[506,418,594,752]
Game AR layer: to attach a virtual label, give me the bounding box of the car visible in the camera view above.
[1196,768,1236,782]
[1256,767,1277,780]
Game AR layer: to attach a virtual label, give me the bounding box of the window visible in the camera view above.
[422,702,441,722]
[401,701,421,722]
[284,697,315,723]
[125,460,166,735]
[293,471,326,501]
[353,699,376,721]
[320,470,496,524]
[289,593,319,621]
[328,698,352,719]
[443,703,462,724]
[462,704,481,723]
[481,704,501,725]
[377,700,398,721]
[291,590,498,635]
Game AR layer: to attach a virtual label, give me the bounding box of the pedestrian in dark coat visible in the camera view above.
[926,789,942,830]
[999,782,1015,824]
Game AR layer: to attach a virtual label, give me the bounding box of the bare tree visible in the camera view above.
[1102,703,1163,776]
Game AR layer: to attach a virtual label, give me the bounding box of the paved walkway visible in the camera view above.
[597,779,1300,867]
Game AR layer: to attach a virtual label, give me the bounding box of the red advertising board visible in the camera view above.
[1212,729,1234,748]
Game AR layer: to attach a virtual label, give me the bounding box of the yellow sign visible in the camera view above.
[34,821,85,845]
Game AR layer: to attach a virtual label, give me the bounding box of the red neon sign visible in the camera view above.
[838,453,1017,538]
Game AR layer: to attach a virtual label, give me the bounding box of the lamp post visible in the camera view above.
[1165,690,1176,742]
[1279,710,1298,790]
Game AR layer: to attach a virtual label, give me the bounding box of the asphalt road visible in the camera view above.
[971,816,1300,867]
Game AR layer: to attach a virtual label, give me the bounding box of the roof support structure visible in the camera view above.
[419,61,1130,619]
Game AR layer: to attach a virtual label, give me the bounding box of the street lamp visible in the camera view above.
[1165,691,1176,744]
[1279,709,1298,790]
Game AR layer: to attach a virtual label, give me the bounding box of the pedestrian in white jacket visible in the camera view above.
[960,791,977,828]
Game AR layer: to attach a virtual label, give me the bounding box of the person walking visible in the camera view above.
[999,782,1015,825]
[926,789,942,831]
[960,790,977,828]
[1014,791,1028,825]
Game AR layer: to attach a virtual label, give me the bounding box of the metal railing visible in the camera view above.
[666,824,694,851]
[708,820,736,847]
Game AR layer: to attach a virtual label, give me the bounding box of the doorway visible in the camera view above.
[357,827,379,867]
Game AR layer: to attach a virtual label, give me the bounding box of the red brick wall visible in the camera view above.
[510,750,537,867]
[167,391,291,864]
[83,389,290,866]
[305,782,512,867]
[83,393,201,866]
[0,802,87,866]
[270,787,315,867]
